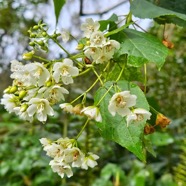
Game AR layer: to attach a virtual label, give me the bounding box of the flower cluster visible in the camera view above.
[81,18,120,64]
[1,58,79,122]
[40,137,99,178]
[108,91,151,126]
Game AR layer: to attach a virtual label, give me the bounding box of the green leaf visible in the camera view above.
[106,61,143,82]
[154,0,186,15]
[99,14,118,32]
[130,0,186,27]
[115,29,168,69]
[53,0,66,24]
[143,137,156,157]
[94,81,150,161]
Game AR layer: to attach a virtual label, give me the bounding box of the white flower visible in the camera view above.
[60,103,73,113]
[25,62,50,86]
[39,85,69,104]
[53,58,79,84]
[103,40,120,58]
[126,108,152,126]
[1,94,19,113]
[81,106,102,122]
[84,47,101,61]
[40,138,51,146]
[57,137,74,149]
[27,98,54,122]
[108,91,137,117]
[13,106,33,122]
[10,60,24,72]
[45,143,64,158]
[49,160,73,178]
[63,147,84,167]
[11,66,36,86]
[61,29,70,43]
[90,31,106,47]
[81,152,99,170]
[95,53,110,64]
[81,18,100,38]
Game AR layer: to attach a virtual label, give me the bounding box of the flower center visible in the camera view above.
[35,67,43,77]
[73,150,80,161]
[37,102,45,112]
[136,114,144,121]
[61,66,69,76]
[116,95,126,108]
[93,34,103,45]
[87,25,94,32]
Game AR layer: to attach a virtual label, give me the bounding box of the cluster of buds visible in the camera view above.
[28,21,60,52]
[79,18,120,64]
[40,137,99,178]
[108,90,151,126]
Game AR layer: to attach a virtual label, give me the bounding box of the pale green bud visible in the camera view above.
[9,86,18,93]
[19,90,27,99]
[20,104,28,112]
[86,40,90,46]
[76,43,84,50]
[33,25,39,30]
[22,51,34,60]
[45,81,52,87]
[4,87,11,93]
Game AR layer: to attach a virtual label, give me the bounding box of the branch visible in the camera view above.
[79,0,128,16]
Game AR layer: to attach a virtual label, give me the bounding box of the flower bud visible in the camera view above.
[61,29,70,43]
[22,51,34,60]
[76,43,84,50]
[42,32,47,37]
[51,33,57,39]
[33,25,39,30]
[45,80,52,87]
[30,33,36,38]
[144,125,155,135]
[20,104,28,112]
[9,86,18,93]
[19,90,27,99]
[4,87,11,93]
[38,40,44,46]
[155,113,171,128]
[86,40,90,46]
[29,42,35,47]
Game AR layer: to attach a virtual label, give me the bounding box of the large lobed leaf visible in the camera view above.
[115,29,168,69]
[53,0,66,24]
[94,81,150,161]
[130,0,186,27]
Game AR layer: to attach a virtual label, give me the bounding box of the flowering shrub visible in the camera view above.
[1,2,178,177]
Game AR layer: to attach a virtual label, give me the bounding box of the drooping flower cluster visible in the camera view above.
[1,58,79,122]
[40,137,99,178]
[81,18,120,64]
[108,91,151,126]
